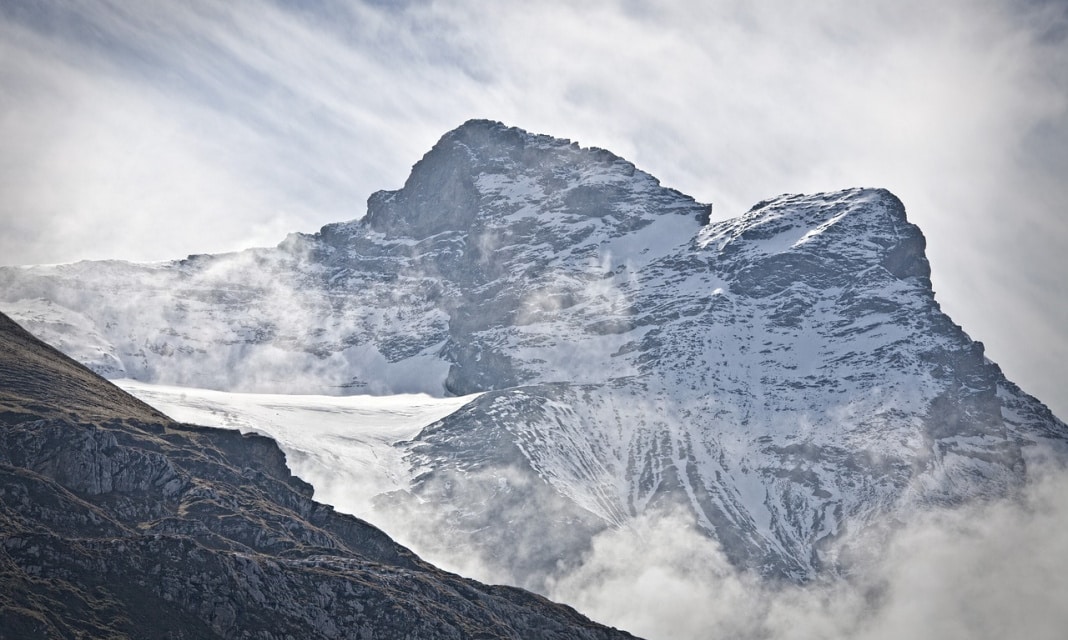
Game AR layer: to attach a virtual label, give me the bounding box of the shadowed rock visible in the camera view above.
[0,312,636,639]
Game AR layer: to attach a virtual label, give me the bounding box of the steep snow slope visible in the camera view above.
[1,120,1064,588]
[116,379,478,516]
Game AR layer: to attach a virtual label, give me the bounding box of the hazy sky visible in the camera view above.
[1,0,1066,417]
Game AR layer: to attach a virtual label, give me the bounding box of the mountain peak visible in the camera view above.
[2,121,1063,592]
[440,117,529,144]
[359,120,703,240]
[700,187,931,298]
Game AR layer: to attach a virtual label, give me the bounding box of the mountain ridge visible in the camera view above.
[0,120,1063,590]
[0,309,638,639]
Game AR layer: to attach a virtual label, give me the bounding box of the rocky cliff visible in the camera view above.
[0,311,636,639]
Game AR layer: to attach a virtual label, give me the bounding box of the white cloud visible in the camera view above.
[115,377,1068,639]
[544,462,1068,640]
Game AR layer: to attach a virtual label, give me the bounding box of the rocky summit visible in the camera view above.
[0,311,636,639]
[1,120,1064,591]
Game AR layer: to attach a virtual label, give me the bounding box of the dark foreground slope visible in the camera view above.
[0,312,635,639]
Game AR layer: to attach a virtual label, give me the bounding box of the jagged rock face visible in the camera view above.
[0,312,637,639]
[0,120,709,396]
[0,120,1064,587]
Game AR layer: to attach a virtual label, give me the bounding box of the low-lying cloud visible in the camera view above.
[121,377,1068,639]
[325,454,1068,640]
[541,461,1068,640]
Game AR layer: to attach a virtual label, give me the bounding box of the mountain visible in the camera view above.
[1,119,1064,590]
[0,310,637,639]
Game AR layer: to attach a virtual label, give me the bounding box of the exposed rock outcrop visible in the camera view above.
[0,312,636,639]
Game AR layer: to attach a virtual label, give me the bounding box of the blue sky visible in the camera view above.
[1,0,1066,416]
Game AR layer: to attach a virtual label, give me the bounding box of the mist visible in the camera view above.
[392,461,1068,640]
[2,4,1065,637]
[119,375,1068,640]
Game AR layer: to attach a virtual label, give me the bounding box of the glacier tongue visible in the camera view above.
[1,119,1065,588]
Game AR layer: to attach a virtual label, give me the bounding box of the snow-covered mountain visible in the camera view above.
[2,119,1064,589]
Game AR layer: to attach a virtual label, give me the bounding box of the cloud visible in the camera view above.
[851,462,1068,640]
[116,372,1068,639]
[544,507,773,639]
[3,5,1066,636]
[542,460,1068,640]
[0,0,484,264]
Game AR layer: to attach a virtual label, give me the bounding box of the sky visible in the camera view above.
[0,0,1066,417]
